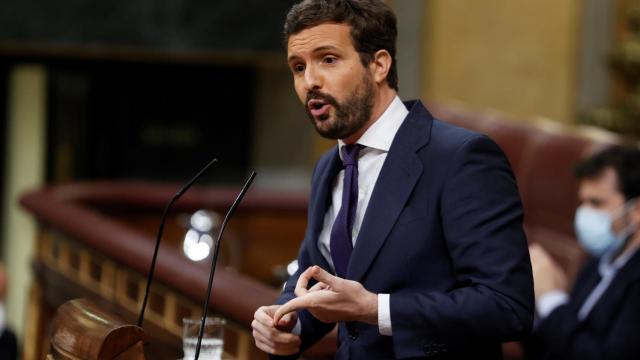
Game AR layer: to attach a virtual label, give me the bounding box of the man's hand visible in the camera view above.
[529,243,568,300]
[252,305,301,355]
[273,266,378,325]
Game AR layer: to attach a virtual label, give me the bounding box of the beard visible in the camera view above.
[305,72,375,140]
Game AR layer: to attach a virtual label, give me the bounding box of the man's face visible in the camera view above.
[287,23,375,140]
[578,167,629,233]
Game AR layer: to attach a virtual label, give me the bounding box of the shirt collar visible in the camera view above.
[337,96,408,159]
[599,245,639,276]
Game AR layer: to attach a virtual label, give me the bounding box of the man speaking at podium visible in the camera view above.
[252,0,534,358]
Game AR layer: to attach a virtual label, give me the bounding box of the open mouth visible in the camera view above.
[307,99,331,118]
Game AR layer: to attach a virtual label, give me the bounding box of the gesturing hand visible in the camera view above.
[273,266,378,325]
[252,305,300,355]
[529,243,568,300]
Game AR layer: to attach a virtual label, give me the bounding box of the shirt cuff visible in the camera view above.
[291,317,302,336]
[378,293,392,336]
[536,290,569,319]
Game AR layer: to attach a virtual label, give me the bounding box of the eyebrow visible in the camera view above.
[582,196,604,206]
[287,45,340,63]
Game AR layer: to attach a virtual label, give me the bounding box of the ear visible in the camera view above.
[369,49,393,85]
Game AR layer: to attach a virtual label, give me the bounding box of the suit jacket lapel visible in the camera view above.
[579,250,640,324]
[308,148,342,269]
[347,101,433,282]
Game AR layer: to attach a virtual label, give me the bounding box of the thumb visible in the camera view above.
[277,311,296,329]
[308,266,340,290]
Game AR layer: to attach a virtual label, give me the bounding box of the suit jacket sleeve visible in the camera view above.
[271,249,336,359]
[390,134,534,358]
[269,159,336,360]
[524,260,597,359]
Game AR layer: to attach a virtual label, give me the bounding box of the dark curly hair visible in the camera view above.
[575,146,640,200]
[284,0,399,91]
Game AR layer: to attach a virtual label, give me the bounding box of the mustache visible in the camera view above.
[305,90,339,108]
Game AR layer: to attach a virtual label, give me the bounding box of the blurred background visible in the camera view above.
[0,0,638,358]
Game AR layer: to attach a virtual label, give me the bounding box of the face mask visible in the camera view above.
[0,302,5,332]
[574,200,638,257]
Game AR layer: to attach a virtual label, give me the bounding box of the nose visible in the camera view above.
[303,64,322,92]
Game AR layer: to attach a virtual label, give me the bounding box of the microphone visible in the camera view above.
[194,171,257,360]
[137,157,218,328]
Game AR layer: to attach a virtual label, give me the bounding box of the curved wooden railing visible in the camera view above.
[21,181,335,360]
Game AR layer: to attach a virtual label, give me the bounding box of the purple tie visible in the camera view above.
[330,144,363,278]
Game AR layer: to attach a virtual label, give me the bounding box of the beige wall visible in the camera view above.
[1,65,47,337]
[423,0,583,123]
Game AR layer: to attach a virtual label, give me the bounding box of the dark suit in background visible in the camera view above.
[526,250,640,360]
[0,328,17,360]
[276,101,534,359]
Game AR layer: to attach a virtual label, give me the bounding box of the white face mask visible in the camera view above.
[0,302,5,333]
[574,200,638,257]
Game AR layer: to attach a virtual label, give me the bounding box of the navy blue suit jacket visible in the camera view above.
[526,250,640,359]
[276,101,534,359]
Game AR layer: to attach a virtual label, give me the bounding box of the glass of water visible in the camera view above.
[182,317,225,360]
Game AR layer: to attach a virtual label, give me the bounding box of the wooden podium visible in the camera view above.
[48,299,145,360]
[20,181,336,359]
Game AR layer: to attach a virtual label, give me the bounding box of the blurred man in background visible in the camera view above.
[528,146,640,359]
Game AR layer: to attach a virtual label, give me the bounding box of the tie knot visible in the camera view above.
[341,144,362,166]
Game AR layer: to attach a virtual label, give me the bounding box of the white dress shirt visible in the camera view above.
[317,95,408,336]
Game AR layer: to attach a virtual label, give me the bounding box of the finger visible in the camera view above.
[254,333,299,356]
[534,247,552,264]
[252,320,273,346]
[294,266,320,297]
[529,244,543,255]
[307,266,341,290]
[276,311,296,329]
[274,294,317,325]
[252,320,301,355]
[254,306,275,327]
[308,281,329,293]
[529,245,547,262]
[253,331,299,356]
[258,304,279,317]
[253,322,301,346]
[532,243,549,257]
[254,336,276,355]
[252,319,275,340]
[252,318,301,345]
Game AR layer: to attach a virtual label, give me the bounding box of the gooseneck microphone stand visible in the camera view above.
[194,171,257,360]
[137,157,218,328]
